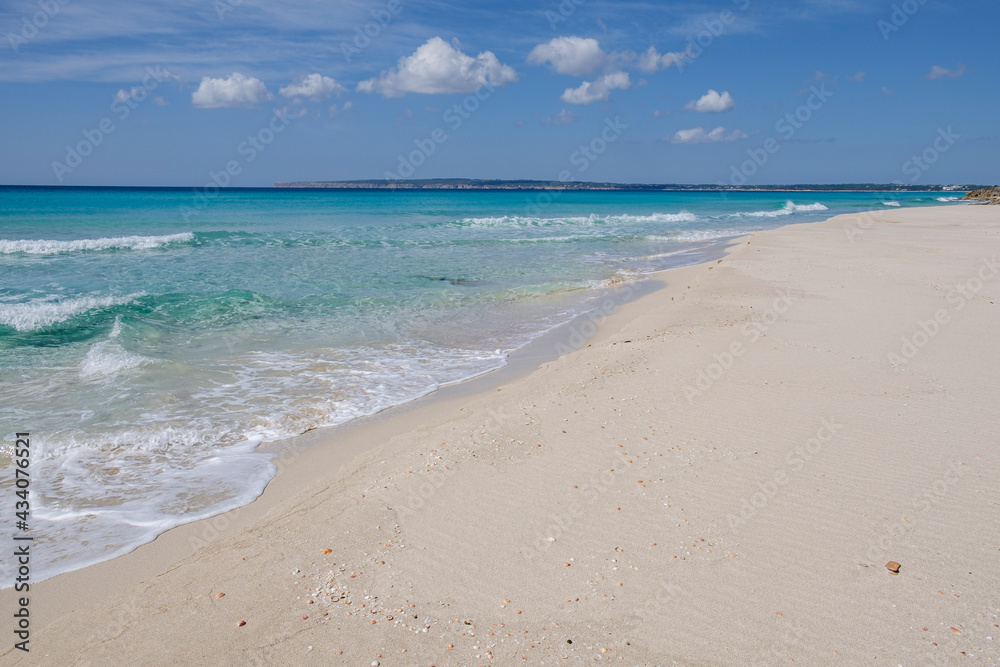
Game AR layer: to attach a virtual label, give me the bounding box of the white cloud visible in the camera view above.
[112,67,180,104]
[357,37,517,97]
[925,64,966,80]
[637,45,688,73]
[527,36,607,76]
[685,89,734,113]
[192,72,272,108]
[847,71,866,82]
[329,101,353,117]
[671,126,747,144]
[561,71,630,105]
[113,87,143,103]
[542,109,578,126]
[280,73,346,100]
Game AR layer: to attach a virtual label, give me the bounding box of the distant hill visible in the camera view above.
[274,179,980,192]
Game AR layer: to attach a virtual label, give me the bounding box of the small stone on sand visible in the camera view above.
[214,592,225,599]
[885,561,901,574]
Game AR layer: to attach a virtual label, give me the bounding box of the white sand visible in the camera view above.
[3,205,998,665]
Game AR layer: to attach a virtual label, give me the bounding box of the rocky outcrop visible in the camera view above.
[963,187,1000,204]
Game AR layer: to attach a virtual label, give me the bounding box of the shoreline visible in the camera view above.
[3,236,728,589]
[4,204,998,664]
[5,234,732,595]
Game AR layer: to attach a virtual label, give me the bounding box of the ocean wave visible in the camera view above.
[881,201,902,207]
[728,201,829,218]
[0,294,142,331]
[457,211,698,228]
[936,196,961,202]
[0,232,194,255]
[19,433,274,583]
[79,342,154,378]
[609,211,699,224]
[79,318,154,378]
[673,227,765,242]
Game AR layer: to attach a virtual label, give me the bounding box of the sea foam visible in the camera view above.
[0,294,142,331]
[459,211,697,227]
[730,201,829,218]
[0,232,194,255]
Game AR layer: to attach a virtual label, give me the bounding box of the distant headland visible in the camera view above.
[274,179,980,192]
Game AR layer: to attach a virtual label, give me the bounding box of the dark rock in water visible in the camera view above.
[417,275,481,286]
[963,187,1000,204]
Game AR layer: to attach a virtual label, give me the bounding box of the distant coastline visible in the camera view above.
[274,178,979,192]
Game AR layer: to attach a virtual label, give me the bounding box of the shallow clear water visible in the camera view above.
[0,186,963,582]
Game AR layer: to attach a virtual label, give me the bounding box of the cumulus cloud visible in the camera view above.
[685,89,734,113]
[357,37,517,97]
[527,36,692,104]
[192,72,272,108]
[561,71,630,105]
[670,126,747,144]
[637,45,688,73]
[528,36,607,76]
[280,73,346,100]
[925,64,966,80]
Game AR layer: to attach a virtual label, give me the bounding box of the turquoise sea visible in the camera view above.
[0,187,964,582]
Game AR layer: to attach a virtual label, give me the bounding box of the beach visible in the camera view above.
[4,204,998,665]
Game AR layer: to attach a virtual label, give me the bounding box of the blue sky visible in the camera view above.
[0,0,997,186]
